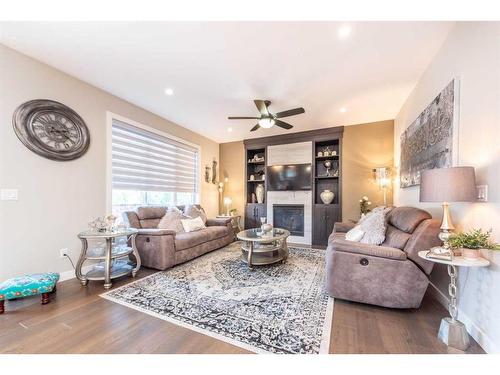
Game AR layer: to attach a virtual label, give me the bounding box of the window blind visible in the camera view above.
[111,119,198,193]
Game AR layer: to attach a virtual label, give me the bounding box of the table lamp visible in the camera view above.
[223,197,232,216]
[419,166,476,258]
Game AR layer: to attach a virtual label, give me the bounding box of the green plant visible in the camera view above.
[448,229,500,250]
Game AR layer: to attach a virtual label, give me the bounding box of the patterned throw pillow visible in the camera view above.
[184,205,207,224]
[358,207,391,245]
[157,207,190,233]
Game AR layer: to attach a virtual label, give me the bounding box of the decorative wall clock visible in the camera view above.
[12,99,90,161]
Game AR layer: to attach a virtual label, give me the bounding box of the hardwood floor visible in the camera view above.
[0,268,484,354]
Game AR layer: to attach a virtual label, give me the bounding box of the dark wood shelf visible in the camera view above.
[315,155,339,160]
[247,179,266,183]
[315,176,339,179]
[247,160,265,164]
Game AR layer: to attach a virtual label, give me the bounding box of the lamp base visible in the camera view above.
[438,317,470,351]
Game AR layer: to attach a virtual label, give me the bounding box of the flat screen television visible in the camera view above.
[266,164,312,191]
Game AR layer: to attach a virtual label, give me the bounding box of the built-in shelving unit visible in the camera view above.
[312,138,342,247]
[243,126,343,245]
[244,147,267,229]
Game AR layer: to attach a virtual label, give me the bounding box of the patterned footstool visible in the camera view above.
[0,273,59,314]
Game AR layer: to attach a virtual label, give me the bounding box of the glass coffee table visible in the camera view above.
[236,228,290,268]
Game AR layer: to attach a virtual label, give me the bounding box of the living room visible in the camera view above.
[1,1,499,373]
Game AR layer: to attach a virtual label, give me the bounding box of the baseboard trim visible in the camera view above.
[428,282,498,353]
[58,265,93,283]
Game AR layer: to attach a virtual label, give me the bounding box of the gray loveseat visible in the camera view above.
[326,207,442,309]
[124,205,234,270]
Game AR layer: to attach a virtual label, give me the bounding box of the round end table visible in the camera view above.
[418,250,490,351]
[76,228,141,289]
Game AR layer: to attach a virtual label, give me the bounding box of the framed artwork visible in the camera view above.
[400,78,460,188]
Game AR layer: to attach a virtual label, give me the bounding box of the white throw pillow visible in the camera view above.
[181,216,206,233]
[345,225,365,242]
[359,207,390,245]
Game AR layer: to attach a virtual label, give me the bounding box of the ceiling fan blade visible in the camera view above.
[250,124,260,132]
[228,116,261,120]
[275,120,293,130]
[275,107,305,118]
[254,100,270,116]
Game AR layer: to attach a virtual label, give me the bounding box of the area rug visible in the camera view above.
[100,242,334,354]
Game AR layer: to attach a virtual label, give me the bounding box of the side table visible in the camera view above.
[418,250,490,350]
[216,214,242,238]
[76,228,141,289]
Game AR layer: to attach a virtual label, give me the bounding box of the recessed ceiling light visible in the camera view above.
[164,88,174,96]
[227,127,233,132]
[339,107,347,113]
[338,25,351,39]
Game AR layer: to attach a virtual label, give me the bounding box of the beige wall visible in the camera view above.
[394,22,500,353]
[219,120,395,225]
[0,45,220,280]
[342,120,394,221]
[219,141,245,217]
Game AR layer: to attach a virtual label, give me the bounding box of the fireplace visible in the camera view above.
[273,204,305,237]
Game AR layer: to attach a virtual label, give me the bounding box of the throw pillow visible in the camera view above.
[345,225,365,242]
[184,205,207,224]
[359,206,391,245]
[181,216,206,233]
[157,207,189,233]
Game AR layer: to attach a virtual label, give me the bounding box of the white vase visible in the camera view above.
[256,184,265,204]
[320,189,334,204]
[255,184,264,203]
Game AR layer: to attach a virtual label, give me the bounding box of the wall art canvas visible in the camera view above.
[400,79,459,188]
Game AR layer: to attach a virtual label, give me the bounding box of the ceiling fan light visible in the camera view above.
[259,118,275,128]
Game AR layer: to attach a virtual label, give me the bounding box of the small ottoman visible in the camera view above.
[0,273,59,314]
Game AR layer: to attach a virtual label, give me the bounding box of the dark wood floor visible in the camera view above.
[0,268,484,354]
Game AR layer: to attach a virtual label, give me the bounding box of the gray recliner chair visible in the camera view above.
[326,207,442,309]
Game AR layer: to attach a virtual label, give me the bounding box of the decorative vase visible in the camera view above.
[261,223,273,233]
[256,184,265,204]
[320,189,334,204]
[461,248,481,260]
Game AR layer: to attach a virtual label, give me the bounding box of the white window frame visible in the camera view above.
[106,111,202,213]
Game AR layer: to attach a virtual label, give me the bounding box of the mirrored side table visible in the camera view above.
[418,250,490,351]
[76,228,141,289]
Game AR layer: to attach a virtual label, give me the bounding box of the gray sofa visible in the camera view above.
[326,207,442,309]
[124,205,234,270]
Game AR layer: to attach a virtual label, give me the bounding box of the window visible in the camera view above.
[110,118,199,220]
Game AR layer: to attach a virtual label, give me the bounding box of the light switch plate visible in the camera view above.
[1,188,18,201]
[477,185,488,202]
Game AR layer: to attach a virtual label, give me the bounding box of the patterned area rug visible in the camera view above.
[101,242,334,354]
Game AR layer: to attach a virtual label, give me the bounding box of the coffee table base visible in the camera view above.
[241,240,288,268]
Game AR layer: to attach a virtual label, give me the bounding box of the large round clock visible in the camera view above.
[13,99,90,161]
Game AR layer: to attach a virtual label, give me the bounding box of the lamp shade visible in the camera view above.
[419,167,476,202]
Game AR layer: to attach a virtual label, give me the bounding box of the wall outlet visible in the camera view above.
[477,185,488,202]
[59,248,69,258]
[1,188,18,201]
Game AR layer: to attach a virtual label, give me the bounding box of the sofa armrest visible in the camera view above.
[333,221,356,233]
[137,228,177,236]
[206,218,232,226]
[332,238,407,261]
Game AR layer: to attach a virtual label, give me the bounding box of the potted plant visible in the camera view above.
[448,229,500,260]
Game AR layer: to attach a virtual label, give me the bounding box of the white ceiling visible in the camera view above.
[0,22,453,143]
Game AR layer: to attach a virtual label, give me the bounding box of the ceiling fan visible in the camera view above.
[228,100,305,132]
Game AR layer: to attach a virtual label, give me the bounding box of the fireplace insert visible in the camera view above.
[273,204,305,236]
